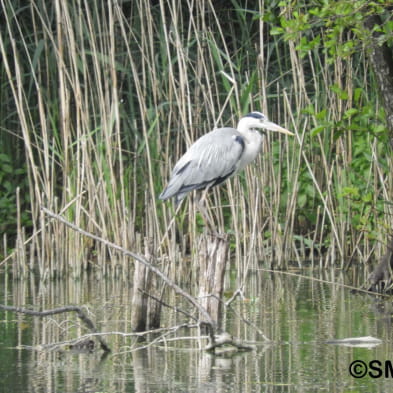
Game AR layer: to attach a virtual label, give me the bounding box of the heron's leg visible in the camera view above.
[157,199,184,252]
[196,188,217,235]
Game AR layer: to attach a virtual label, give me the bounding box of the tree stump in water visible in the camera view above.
[131,237,162,331]
[197,232,229,329]
[367,236,393,292]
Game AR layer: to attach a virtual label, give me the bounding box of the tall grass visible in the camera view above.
[0,0,391,278]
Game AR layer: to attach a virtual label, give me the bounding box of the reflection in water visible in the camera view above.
[0,268,392,392]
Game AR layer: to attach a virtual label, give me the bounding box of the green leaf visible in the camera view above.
[270,26,284,36]
[310,125,326,136]
[344,108,358,119]
[340,187,359,198]
[330,84,349,100]
[298,193,307,208]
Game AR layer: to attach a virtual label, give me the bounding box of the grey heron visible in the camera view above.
[159,112,293,228]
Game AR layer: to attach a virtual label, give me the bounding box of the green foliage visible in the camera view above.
[295,87,388,238]
[0,152,31,236]
[271,0,393,59]
[264,0,393,249]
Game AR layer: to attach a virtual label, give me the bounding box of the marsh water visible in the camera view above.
[0,266,392,393]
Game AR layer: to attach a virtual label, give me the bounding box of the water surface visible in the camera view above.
[0,268,391,392]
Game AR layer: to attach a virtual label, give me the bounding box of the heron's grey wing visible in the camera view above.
[159,128,245,201]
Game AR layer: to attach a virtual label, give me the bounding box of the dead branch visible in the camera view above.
[40,207,268,352]
[205,332,255,352]
[200,293,271,342]
[139,289,198,322]
[0,304,111,352]
[41,206,216,338]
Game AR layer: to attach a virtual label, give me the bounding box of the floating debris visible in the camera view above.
[326,336,382,348]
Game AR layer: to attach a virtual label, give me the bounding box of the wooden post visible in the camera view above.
[131,237,162,331]
[198,232,229,329]
[131,259,149,332]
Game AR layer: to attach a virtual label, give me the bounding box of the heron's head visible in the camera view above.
[238,111,294,136]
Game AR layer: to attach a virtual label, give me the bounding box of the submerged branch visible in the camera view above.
[47,324,203,353]
[205,332,255,352]
[0,304,111,352]
[139,289,198,322]
[259,267,391,297]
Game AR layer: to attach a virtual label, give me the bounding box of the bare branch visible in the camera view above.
[41,206,216,332]
[0,304,111,352]
[139,289,198,322]
[205,332,255,352]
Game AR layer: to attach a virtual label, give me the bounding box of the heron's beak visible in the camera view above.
[263,121,294,136]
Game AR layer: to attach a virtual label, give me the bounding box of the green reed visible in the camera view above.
[0,0,391,277]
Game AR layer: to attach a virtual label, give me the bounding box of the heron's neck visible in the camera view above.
[237,119,250,134]
[235,128,264,170]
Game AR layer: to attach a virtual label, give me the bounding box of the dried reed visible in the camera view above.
[0,0,391,279]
